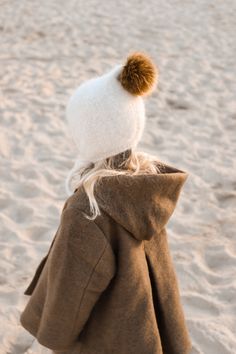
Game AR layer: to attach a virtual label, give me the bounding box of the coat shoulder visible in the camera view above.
[20,199,116,351]
[62,188,113,242]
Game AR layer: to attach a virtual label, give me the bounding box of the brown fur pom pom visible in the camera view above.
[118,52,158,96]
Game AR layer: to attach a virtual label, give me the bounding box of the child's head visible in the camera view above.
[65,51,159,219]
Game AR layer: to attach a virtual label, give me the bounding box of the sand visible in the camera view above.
[0,0,236,353]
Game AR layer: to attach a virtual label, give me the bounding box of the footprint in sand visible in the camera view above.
[12,181,40,199]
[204,247,236,273]
[0,274,6,286]
[19,167,39,180]
[0,195,12,210]
[10,245,33,266]
[0,229,19,243]
[206,272,233,286]
[4,204,34,224]
[166,98,191,110]
[215,191,236,209]
[183,294,220,318]
[214,286,236,304]
[24,225,51,242]
[1,290,19,306]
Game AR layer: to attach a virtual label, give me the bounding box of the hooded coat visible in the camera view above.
[20,161,192,354]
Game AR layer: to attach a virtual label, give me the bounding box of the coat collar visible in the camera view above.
[74,160,189,241]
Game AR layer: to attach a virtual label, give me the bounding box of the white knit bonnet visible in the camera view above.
[65,52,158,195]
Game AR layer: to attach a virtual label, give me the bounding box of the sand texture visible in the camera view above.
[0,0,236,353]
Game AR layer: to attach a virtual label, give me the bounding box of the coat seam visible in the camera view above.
[65,204,115,258]
[71,225,109,340]
[93,218,116,259]
[51,204,111,351]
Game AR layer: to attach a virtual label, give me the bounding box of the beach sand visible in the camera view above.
[0,0,236,353]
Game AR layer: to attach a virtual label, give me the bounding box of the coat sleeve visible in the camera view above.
[20,206,116,351]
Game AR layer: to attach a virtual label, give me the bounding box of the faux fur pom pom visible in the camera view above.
[118,52,158,96]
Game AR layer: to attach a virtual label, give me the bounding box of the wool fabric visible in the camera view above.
[20,160,192,354]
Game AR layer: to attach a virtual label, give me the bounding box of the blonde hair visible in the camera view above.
[67,149,163,221]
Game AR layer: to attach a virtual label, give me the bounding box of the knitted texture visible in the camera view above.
[65,52,158,195]
[66,64,145,161]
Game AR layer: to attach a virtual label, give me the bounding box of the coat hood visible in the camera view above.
[21,159,191,353]
[74,161,189,242]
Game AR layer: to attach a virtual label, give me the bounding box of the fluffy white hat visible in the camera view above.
[65,52,158,195]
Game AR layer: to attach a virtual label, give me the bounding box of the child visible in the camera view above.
[20,52,192,354]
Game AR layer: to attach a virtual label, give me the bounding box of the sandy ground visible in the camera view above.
[0,0,236,353]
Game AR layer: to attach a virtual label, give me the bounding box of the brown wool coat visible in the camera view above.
[20,161,192,354]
